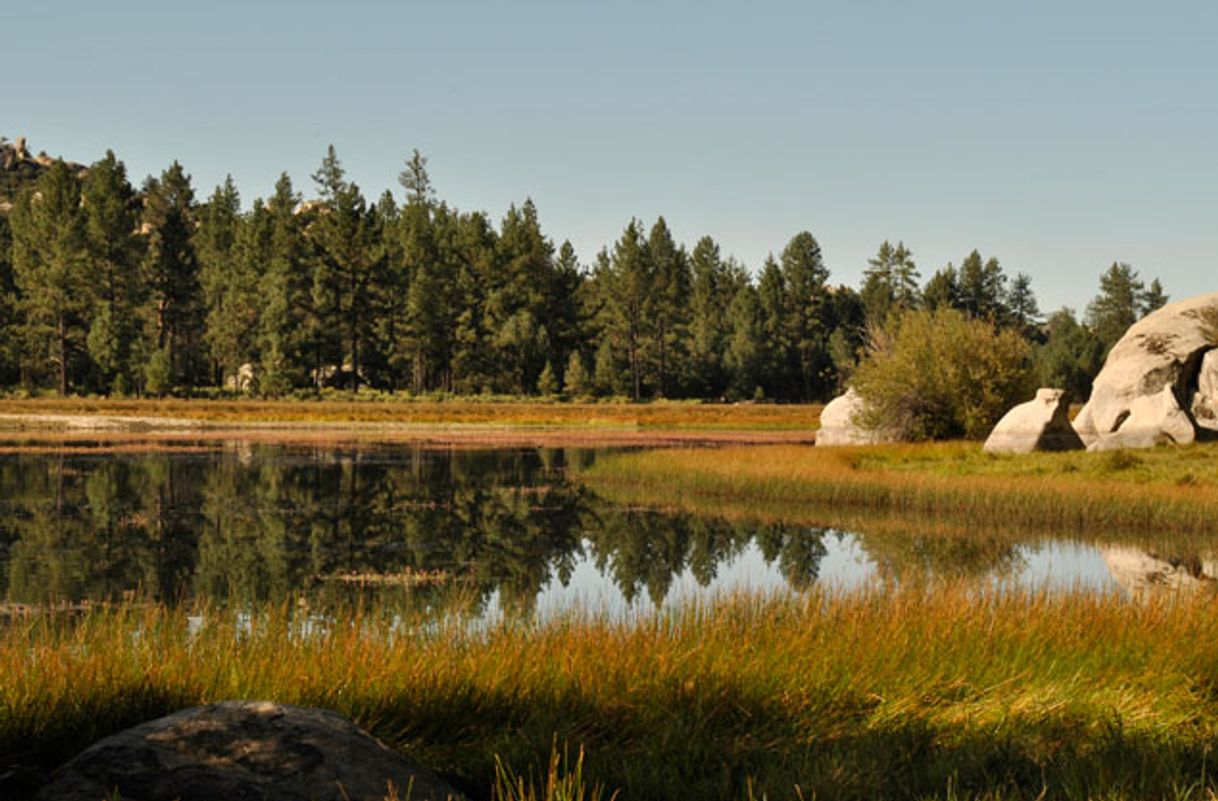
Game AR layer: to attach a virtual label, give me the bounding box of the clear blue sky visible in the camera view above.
[6,0,1215,313]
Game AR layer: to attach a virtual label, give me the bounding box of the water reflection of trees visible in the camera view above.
[0,446,834,612]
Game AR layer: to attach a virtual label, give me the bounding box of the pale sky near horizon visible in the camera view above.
[5,0,1216,313]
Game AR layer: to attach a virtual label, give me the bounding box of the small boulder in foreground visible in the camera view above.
[38,701,466,801]
[983,388,1083,454]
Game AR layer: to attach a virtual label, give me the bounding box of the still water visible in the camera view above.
[0,443,1208,618]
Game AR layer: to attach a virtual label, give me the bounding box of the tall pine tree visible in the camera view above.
[10,160,90,394]
[142,162,204,391]
[81,150,143,393]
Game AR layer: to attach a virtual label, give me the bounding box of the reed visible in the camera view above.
[6,588,1218,800]
[579,442,1218,538]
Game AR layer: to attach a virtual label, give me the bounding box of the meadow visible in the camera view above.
[7,588,1218,801]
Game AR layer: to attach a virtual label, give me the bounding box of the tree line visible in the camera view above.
[0,143,1169,401]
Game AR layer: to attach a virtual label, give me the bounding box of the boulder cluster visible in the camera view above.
[818,292,1218,453]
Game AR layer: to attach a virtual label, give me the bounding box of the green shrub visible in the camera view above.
[852,307,1033,440]
[143,348,172,398]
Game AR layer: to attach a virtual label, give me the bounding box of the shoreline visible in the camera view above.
[0,412,817,451]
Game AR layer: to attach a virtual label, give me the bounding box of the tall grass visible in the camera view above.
[579,442,1218,538]
[7,589,1218,800]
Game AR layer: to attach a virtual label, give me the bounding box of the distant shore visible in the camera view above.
[0,397,821,450]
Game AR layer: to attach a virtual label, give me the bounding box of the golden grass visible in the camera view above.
[7,589,1218,800]
[579,441,1218,539]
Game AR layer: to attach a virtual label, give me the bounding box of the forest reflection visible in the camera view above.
[0,443,1036,616]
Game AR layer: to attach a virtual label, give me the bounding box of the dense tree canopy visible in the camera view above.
[0,143,1169,403]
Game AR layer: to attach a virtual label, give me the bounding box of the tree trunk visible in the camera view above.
[57,314,68,396]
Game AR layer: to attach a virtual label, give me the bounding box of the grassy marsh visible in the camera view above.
[579,441,1218,538]
[7,590,1218,800]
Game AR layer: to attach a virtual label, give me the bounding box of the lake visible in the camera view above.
[0,442,1210,619]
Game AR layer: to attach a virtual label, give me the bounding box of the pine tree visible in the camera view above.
[956,250,1008,321]
[1086,262,1145,351]
[10,160,90,394]
[1034,308,1104,401]
[780,231,832,400]
[398,148,433,206]
[922,266,960,311]
[603,220,652,400]
[756,256,787,398]
[563,350,591,396]
[536,359,558,396]
[449,211,498,393]
[0,214,16,385]
[824,284,867,389]
[258,174,310,395]
[861,240,919,326]
[142,161,203,391]
[687,236,735,396]
[81,150,142,393]
[197,176,250,386]
[308,147,376,390]
[544,239,586,391]
[646,217,691,397]
[1142,278,1169,315]
[489,200,554,394]
[724,284,763,400]
[1005,272,1041,336]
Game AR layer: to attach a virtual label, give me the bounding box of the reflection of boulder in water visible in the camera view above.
[1102,546,1218,598]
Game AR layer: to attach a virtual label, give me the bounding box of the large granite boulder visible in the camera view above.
[983,388,1084,454]
[1074,292,1218,444]
[38,701,465,801]
[1087,386,1195,451]
[1191,349,1218,434]
[817,388,894,446]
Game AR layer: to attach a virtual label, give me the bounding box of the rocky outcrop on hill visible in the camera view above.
[1072,292,1218,449]
[983,388,1083,454]
[0,135,88,213]
[37,701,466,801]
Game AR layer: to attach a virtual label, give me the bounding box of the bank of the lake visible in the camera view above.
[6,589,1218,801]
[0,397,822,430]
[579,441,1218,538]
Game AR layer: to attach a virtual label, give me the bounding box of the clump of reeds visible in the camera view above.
[580,442,1218,537]
[7,587,1218,800]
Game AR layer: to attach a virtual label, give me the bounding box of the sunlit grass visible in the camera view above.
[579,441,1218,537]
[7,588,1218,800]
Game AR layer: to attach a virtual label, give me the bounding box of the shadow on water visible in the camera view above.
[1,441,1216,618]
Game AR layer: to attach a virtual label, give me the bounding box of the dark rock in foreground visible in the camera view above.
[38,701,465,801]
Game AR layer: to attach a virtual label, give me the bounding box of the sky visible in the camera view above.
[5,0,1216,313]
